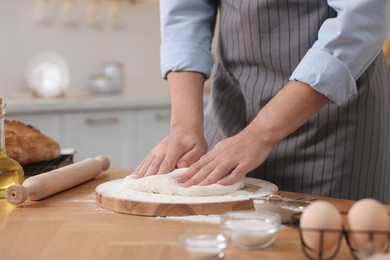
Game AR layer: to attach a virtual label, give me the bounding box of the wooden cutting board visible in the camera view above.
[95,177,278,217]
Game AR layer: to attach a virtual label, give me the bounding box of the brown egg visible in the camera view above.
[300,201,342,256]
[347,198,389,254]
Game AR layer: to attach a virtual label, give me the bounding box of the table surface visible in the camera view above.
[0,168,381,260]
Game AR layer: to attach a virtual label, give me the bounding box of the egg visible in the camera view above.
[347,198,389,254]
[300,201,342,256]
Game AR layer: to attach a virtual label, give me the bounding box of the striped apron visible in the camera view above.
[204,0,390,203]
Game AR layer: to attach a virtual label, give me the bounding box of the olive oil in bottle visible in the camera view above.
[0,98,24,198]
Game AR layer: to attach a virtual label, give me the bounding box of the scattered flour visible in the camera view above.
[154,214,222,224]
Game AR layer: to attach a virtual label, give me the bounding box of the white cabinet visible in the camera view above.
[6,98,172,170]
[133,108,170,165]
[62,111,135,169]
[6,114,63,144]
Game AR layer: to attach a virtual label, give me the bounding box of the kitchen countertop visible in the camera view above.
[4,94,173,115]
[0,168,377,260]
[4,89,210,115]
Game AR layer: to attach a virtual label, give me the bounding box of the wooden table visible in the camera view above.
[0,168,372,260]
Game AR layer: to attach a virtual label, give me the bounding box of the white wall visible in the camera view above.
[0,0,167,97]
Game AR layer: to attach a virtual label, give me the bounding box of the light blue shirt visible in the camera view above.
[160,0,390,105]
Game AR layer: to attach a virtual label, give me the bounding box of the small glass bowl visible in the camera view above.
[221,210,281,250]
[252,194,312,224]
[179,229,230,259]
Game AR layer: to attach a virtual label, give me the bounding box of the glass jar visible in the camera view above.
[0,98,24,198]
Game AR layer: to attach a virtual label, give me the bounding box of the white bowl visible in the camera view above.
[179,229,230,259]
[252,194,310,224]
[221,210,281,250]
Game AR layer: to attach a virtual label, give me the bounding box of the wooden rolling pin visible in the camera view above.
[5,155,110,205]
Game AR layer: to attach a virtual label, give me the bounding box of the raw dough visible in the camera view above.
[123,168,245,197]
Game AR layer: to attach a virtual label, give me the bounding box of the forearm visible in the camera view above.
[244,80,329,146]
[168,71,206,136]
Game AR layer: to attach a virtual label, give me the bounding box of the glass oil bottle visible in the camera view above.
[0,98,24,198]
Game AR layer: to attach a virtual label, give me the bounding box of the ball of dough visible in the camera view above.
[123,168,245,197]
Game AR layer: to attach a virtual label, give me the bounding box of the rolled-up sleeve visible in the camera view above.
[160,0,218,79]
[290,0,390,105]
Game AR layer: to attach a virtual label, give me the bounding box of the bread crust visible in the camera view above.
[5,120,61,165]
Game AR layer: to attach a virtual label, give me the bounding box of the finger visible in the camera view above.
[144,154,166,177]
[133,151,151,175]
[181,162,216,187]
[157,157,177,174]
[175,155,212,183]
[132,163,144,177]
[198,163,236,186]
[176,146,206,168]
[174,163,201,183]
[134,154,156,178]
[217,165,247,185]
[158,148,186,174]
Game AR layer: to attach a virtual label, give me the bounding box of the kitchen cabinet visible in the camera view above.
[5,113,63,144]
[133,108,170,165]
[62,110,136,169]
[6,96,171,169]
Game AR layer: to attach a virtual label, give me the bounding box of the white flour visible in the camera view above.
[95,178,278,204]
[154,214,222,224]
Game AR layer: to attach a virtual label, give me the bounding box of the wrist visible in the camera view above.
[170,125,204,139]
[167,71,206,137]
[170,122,204,137]
[241,122,279,149]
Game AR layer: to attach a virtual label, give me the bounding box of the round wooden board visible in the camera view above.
[95,177,278,217]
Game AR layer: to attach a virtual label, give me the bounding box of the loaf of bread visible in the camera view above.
[5,120,61,165]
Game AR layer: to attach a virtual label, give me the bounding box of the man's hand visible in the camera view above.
[133,128,207,178]
[175,128,274,186]
[175,80,329,186]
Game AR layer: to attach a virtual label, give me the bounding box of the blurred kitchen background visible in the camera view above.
[1,0,165,96]
[1,0,172,170]
[1,0,389,171]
